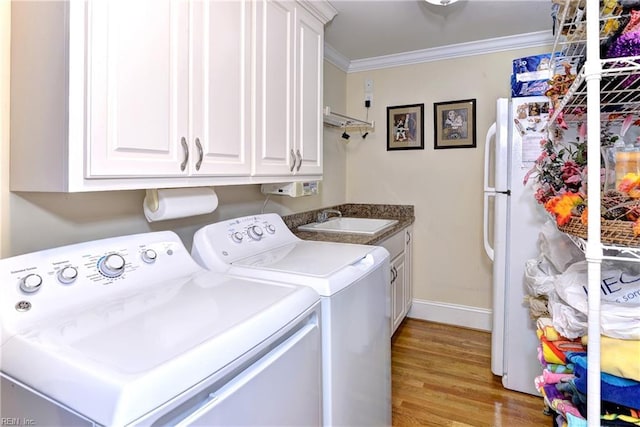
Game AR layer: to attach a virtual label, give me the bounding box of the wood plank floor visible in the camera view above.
[392,319,552,427]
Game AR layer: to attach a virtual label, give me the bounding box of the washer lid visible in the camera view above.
[1,271,318,426]
[233,240,374,277]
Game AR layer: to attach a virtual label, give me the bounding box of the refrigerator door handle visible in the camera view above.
[483,122,497,261]
[483,122,497,193]
[483,192,495,261]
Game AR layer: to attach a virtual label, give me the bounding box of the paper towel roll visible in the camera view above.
[143,187,218,222]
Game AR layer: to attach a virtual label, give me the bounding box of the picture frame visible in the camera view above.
[433,99,477,149]
[386,103,424,151]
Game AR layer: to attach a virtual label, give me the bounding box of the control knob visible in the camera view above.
[20,273,43,294]
[230,232,244,243]
[265,224,276,234]
[141,249,157,264]
[57,266,78,284]
[247,225,264,241]
[98,253,126,278]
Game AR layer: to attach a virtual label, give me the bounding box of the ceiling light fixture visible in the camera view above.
[424,0,458,5]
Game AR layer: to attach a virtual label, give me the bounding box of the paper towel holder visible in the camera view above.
[145,189,160,212]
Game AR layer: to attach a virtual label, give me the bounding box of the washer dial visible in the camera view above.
[57,266,78,284]
[20,274,43,293]
[141,249,157,264]
[98,253,126,278]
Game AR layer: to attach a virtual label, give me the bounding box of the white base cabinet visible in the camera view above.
[10,0,336,192]
[380,227,413,333]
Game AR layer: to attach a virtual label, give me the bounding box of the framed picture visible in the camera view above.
[433,99,477,149]
[386,103,424,151]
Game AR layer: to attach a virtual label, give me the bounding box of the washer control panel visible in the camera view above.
[0,231,201,327]
[192,213,299,268]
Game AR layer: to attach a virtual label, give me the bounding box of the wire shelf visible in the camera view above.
[549,0,640,125]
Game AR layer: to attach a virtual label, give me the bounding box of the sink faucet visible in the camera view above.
[317,209,342,223]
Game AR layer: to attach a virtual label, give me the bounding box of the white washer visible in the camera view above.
[0,231,322,426]
[192,213,392,426]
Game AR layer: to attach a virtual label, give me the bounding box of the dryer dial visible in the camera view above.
[247,225,264,241]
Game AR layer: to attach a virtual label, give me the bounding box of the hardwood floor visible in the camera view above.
[391,319,552,427]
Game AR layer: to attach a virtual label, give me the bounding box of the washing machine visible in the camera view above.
[192,213,391,426]
[0,231,322,426]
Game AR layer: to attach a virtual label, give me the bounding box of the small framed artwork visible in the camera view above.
[433,99,477,149]
[386,103,424,151]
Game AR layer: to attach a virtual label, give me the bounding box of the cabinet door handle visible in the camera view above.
[390,266,397,283]
[180,137,189,172]
[195,138,203,171]
[295,149,302,172]
[406,231,411,244]
[290,149,296,172]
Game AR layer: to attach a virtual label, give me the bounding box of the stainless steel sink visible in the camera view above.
[298,217,398,235]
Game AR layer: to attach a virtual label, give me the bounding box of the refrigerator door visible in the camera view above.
[487,99,510,377]
[501,96,549,396]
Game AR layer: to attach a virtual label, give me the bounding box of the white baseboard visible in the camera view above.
[407,299,492,332]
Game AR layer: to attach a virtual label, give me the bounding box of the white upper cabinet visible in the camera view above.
[253,0,295,177]
[294,6,324,176]
[253,0,325,177]
[10,0,335,192]
[190,0,252,176]
[86,0,191,178]
[83,0,253,180]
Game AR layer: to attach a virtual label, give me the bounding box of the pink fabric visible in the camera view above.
[543,368,574,384]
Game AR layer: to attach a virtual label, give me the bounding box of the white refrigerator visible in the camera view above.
[483,96,549,396]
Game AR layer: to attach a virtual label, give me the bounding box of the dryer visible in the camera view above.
[0,231,321,426]
[192,213,391,426]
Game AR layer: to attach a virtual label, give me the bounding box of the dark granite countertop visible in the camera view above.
[282,203,415,245]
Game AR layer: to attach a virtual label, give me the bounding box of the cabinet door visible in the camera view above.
[404,228,413,311]
[190,0,251,176]
[253,0,296,176]
[391,254,406,333]
[86,0,190,177]
[294,6,323,175]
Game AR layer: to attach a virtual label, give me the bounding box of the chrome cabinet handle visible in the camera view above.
[295,149,302,172]
[195,138,203,171]
[180,137,189,172]
[290,149,296,172]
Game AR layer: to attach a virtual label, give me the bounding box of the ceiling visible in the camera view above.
[323,0,554,62]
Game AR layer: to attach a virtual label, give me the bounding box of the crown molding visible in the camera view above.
[324,31,554,73]
[298,0,337,24]
[324,43,351,72]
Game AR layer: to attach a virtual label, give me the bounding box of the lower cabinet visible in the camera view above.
[379,226,413,334]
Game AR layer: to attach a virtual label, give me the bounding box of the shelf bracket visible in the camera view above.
[323,106,374,130]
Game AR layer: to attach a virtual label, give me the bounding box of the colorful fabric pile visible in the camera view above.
[525,221,640,426]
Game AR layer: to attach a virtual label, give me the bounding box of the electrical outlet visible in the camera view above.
[364,79,373,103]
[364,79,373,92]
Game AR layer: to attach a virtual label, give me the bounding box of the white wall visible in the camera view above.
[344,46,551,312]
[2,57,349,257]
[0,0,9,257]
